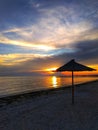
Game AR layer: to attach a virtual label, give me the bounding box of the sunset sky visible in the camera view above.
[0,0,98,76]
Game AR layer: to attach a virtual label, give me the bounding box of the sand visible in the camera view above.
[0,80,98,130]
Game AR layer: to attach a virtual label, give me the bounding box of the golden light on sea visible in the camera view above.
[52,76,58,88]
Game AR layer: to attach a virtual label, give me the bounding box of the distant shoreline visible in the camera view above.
[0,79,98,107]
[0,74,98,77]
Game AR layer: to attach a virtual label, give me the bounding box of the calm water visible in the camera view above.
[0,76,98,97]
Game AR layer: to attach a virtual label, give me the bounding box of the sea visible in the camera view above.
[0,76,98,98]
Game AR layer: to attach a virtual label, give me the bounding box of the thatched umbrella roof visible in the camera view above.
[56,59,95,72]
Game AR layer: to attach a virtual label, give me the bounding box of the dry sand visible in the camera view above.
[0,80,98,130]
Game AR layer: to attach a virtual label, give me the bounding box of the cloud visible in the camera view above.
[0,32,56,52]
[0,53,49,66]
[0,0,98,75]
[74,39,98,64]
[1,5,97,52]
[0,38,98,76]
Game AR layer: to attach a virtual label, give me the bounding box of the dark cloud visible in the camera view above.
[52,39,98,65]
[73,40,98,63]
[0,65,20,76]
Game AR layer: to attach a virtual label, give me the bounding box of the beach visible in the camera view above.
[0,80,98,130]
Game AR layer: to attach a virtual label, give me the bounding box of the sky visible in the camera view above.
[0,0,98,76]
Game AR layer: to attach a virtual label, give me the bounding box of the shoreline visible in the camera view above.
[0,79,98,106]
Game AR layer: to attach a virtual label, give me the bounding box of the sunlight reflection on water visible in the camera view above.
[52,76,58,88]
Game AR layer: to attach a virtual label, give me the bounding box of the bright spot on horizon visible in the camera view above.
[45,67,57,72]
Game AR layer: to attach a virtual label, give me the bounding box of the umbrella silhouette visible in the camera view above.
[56,59,96,104]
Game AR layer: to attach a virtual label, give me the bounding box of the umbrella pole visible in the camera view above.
[72,71,74,104]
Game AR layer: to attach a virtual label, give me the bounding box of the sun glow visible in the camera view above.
[46,67,57,72]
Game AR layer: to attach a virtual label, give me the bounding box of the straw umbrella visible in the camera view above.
[56,59,96,104]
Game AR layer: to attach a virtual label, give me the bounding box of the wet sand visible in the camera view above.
[0,80,98,130]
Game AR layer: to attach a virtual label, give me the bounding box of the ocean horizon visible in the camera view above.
[0,75,98,98]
